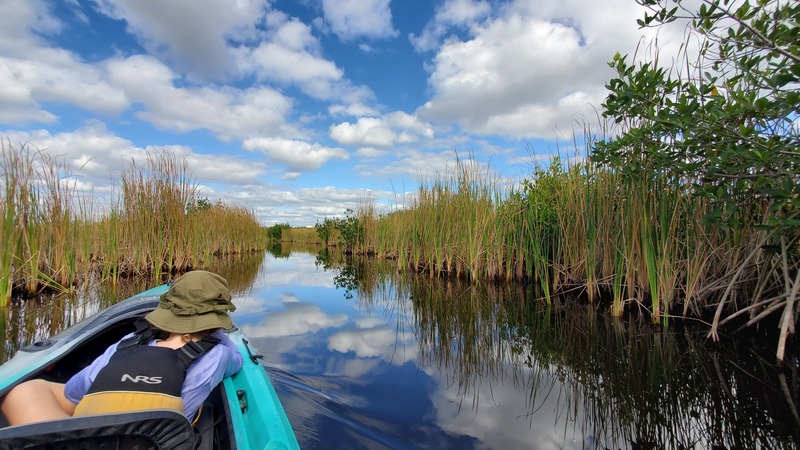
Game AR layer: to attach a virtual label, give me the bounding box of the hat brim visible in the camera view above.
[145,306,233,334]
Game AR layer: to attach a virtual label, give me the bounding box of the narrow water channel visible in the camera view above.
[240,248,799,449]
[3,247,799,449]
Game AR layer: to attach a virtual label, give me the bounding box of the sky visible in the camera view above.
[0,0,681,226]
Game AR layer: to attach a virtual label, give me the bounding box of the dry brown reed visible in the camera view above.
[0,142,265,306]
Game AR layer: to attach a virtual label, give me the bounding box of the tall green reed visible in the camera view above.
[362,142,792,345]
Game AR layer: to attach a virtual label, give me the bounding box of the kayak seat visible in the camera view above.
[0,409,195,450]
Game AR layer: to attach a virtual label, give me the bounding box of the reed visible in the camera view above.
[0,144,21,304]
[374,157,511,283]
[0,143,266,305]
[363,146,797,348]
[117,152,193,278]
[356,198,379,255]
[282,227,320,243]
[0,143,87,303]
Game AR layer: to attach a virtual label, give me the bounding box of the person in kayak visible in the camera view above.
[1,270,243,426]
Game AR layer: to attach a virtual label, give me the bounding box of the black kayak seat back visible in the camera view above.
[0,409,195,450]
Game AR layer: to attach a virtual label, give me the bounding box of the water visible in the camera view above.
[3,248,799,449]
[234,249,799,449]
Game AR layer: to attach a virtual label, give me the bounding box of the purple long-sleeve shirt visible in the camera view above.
[64,330,243,418]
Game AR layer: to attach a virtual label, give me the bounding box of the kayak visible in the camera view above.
[0,284,300,450]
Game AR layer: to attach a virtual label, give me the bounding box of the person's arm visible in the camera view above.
[215,331,244,377]
[63,337,126,404]
[181,332,243,418]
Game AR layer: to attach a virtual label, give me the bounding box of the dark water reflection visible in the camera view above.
[2,248,799,449]
[1,252,266,361]
[246,249,799,449]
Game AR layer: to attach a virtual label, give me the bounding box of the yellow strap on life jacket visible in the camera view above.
[73,391,184,416]
[191,403,203,426]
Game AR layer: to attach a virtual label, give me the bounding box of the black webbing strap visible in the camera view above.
[117,318,157,350]
[117,318,220,367]
[176,336,220,367]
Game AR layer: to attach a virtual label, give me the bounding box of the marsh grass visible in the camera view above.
[0,143,265,306]
[374,157,512,282]
[282,227,319,243]
[361,150,796,347]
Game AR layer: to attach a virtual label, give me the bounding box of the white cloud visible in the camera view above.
[3,124,143,181]
[477,90,604,138]
[0,105,56,125]
[416,0,658,139]
[236,17,347,100]
[330,113,434,148]
[105,55,296,140]
[218,184,394,226]
[2,125,266,188]
[0,46,129,124]
[330,117,396,147]
[321,0,398,41]
[149,145,266,185]
[93,0,266,80]
[242,137,349,172]
[419,17,591,137]
[355,147,386,159]
[328,103,380,118]
[439,0,492,25]
[354,148,456,179]
[281,171,301,181]
[385,111,435,139]
[410,0,491,52]
[0,0,62,54]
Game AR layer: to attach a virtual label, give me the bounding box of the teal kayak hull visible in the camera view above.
[224,330,299,450]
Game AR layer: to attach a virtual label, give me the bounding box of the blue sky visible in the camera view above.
[0,0,678,226]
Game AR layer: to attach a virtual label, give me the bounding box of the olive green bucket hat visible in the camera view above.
[145,270,236,334]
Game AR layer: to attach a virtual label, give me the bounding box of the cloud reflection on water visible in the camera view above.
[426,364,601,450]
[328,318,418,365]
[240,252,587,449]
[241,301,348,338]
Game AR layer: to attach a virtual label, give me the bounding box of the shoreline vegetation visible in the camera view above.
[0,143,265,305]
[283,149,797,360]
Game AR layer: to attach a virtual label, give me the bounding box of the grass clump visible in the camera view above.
[351,151,796,360]
[0,142,265,306]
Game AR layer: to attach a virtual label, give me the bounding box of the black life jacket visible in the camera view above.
[73,320,219,417]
